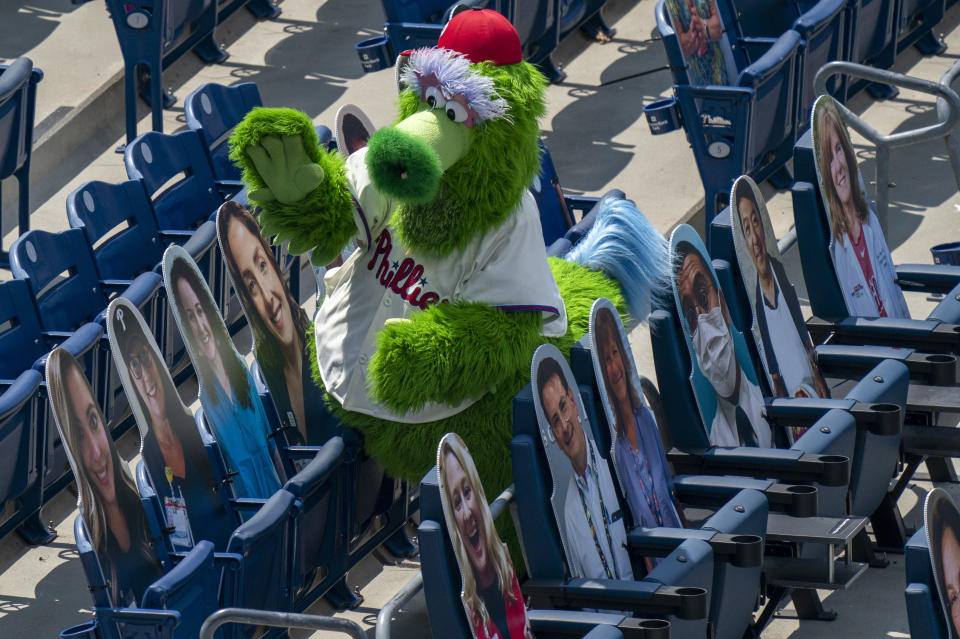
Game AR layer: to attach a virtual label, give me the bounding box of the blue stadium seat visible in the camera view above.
[510,381,714,636]
[67,178,219,372]
[0,370,47,544]
[185,82,263,185]
[96,0,229,144]
[723,0,846,132]
[789,177,960,340]
[844,0,897,97]
[124,129,234,319]
[895,0,947,55]
[0,58,42,268]
[0,280,104,504]
[72,516,237,639]
[647,286,858,516]
[418,468,671,639]
[655,1,804,218]
[9,228,163,432]
[532,140,618,248]
[905,526,948,639]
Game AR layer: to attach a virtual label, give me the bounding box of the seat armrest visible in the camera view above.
[667,447,849,486]
[765,398,902,436]
[229,498,268,513]
[284,445,326,461]
[284,437,344,495]
[816,344,959,385]
[626,529,763,568]
[806,316,960,353]
[896,264,960,294]
[0,369,41,422]
[523,578,707,620]
[674,475,817,517]
[527,610,671,639]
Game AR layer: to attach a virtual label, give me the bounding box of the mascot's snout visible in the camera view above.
[366,107,471,204]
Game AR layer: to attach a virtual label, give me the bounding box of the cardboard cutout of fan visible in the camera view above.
[530,343,633,581]
[925,488,960,638]
[588,298,683,536]
[107,297,234,548]
[810,95,910,320]
[437,432,534,639]
[729,176,830,442]
[669,224,773,448]
[45,348,163,606]
[163,245,281,499]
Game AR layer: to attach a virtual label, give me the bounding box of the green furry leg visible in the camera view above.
[307,259,626,568]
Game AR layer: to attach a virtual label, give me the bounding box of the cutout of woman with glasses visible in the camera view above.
[109,299,233,547]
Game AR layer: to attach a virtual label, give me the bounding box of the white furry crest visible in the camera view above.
[401,47,510,125]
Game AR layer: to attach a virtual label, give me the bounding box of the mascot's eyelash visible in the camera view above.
[402,47,510,124]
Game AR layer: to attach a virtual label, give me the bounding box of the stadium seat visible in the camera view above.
[9,228,163,432]
[0,58,42,268]
[95,0,229,144]
[418,467,672,639]
[655,1,803,218]
[0,279,103,530]
[904,526,948,639]
[510,378,716,636]
[67,178,219,372]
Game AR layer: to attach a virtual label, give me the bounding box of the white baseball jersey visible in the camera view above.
[314,147,568,423]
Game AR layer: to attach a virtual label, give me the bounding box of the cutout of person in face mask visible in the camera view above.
[674,236,772,448]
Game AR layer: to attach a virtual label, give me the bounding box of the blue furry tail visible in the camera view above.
[565,196,670,320]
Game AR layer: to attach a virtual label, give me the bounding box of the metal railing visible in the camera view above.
[813,62,960,232]
[937,59,960,187]
[198,609,366,639]
[375,484,516,639]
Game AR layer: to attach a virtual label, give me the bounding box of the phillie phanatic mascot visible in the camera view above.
[229,9,668,515]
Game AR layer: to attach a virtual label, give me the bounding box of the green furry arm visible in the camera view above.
[229,107,356,264]
[368,302,543,414]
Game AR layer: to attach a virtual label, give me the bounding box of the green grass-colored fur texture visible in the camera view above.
[310,259,624,484]
[229,107,356,265]
[390,61,547,257]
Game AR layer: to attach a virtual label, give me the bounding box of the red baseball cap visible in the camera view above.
[437,8,522,66]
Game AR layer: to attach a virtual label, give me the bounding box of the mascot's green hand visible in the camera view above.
[245,135,325,204]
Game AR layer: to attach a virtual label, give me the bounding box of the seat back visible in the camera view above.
[905,526,948,639]
[125,130,222,232]
[142,540,220,639]
[68,180,165,280]
[185,82,263,183]
[737,30,802,177]
[281,436,345,602]
[0,58,40,179]
[10,228,107,331]
[418,469,477,639]
[0,279,48,377]
[0,369,42,530]
[792,0,847,130]
[226,489,296,613]
[532,140,573,246]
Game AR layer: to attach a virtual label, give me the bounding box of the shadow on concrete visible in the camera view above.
[544,36,671,193]
[0,1,82,62]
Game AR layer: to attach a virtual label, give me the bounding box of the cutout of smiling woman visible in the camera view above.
[926,488,960,639]
[588,299,684,549]
[46,348,162,606]
[107,297,235,548]
[438,433,533,639]
[163,245,281,499]
[216,201,339,446]
[811,95,909,320]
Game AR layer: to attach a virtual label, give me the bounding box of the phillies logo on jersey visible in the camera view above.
[367,228,444,310]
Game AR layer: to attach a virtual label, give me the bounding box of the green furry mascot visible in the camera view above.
[229,9,668,523]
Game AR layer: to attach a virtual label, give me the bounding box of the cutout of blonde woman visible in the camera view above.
[438,433,533,639]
